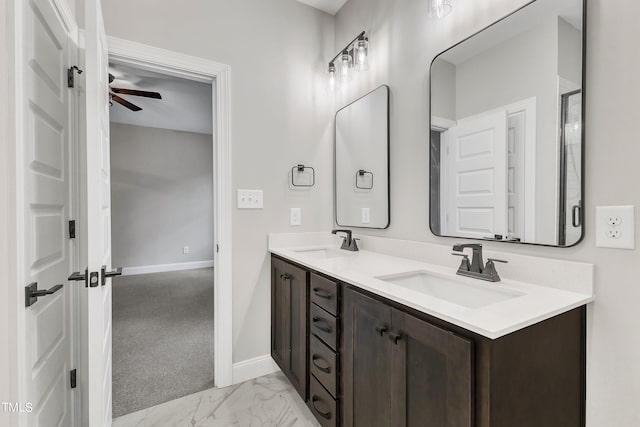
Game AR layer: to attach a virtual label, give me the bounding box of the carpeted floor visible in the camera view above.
[112,268,215,417]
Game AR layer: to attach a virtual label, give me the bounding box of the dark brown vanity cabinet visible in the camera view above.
[342,287,473,427]
[271,257,309,399]
[270,255,585,427]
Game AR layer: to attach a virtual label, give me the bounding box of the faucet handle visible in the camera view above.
[452,253,471,272]
[483,258,507,282]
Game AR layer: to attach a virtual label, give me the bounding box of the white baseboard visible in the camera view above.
[232,354,280,385]
[121,260,214,276]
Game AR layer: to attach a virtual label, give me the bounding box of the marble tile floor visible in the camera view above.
[112,372,321,427]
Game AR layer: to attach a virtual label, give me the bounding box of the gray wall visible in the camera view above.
[102,0,335,363]
[110,123,214,268]
[335,0,640,425]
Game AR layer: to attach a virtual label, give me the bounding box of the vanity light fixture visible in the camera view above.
[327,30,369,89]
[340,50,353,82]
[429,0,452,18]
[354,35,369,71]
[328,62,337,89]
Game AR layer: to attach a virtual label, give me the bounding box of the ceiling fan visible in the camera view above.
[109,73,162,112]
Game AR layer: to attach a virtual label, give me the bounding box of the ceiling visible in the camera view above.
[108,63,213,135]
[295,0,347,15]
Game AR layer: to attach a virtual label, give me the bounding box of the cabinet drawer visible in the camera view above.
[311,273,339,316]
[310,334,338,398]
[310,375,338,427]
[311,303,338,351]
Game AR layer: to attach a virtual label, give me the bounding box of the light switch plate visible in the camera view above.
[596,206,635,249]
[361,208,370,224]
[237,190,263,209]
[290,208,301,226]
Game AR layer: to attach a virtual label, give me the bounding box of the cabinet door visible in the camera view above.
[390,308,473,427]
[343,288,393,427]
[271,257,309,399]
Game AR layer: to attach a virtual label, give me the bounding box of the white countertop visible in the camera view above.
[269,233,594,340]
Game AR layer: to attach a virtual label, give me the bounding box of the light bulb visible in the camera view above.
[340,50,353,82]
[354,37,369,71]
[429,0,452,19]
[328,63,337,90]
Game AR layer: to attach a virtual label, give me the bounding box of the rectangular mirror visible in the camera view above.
[336,85,390,229]
[430,0,585,247]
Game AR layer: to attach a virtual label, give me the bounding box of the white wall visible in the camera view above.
[102,0,336,363]
[335,0,640,425]
[110,123,214,269]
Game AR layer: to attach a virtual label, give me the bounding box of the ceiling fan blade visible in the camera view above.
[111,94,142,112]
[111,87,162,99]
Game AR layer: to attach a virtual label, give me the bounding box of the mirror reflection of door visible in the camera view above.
[433,99,536,242]
[429,0,584,247]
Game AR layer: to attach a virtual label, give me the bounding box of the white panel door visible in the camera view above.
[22,0,75,425]
[443,111,508,239]
[83,0,113,425]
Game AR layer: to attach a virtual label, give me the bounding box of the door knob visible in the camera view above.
[25,282,63,307]
[101,265,122,286]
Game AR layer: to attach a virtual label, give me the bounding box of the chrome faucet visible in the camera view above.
[452,243,507,282]
[332,229,359,251]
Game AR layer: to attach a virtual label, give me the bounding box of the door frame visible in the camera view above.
[106,36,234,388]
[2,0,80,425]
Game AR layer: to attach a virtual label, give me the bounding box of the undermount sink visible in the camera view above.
[376,271,523,309]
[293,248,354,259]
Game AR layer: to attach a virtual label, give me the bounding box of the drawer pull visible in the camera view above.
[389,331,402,345]
[312,317,333,333]
[312,354,331,373]
[375,325,388,336]
[313,288,333,299]
[312,396,332,419]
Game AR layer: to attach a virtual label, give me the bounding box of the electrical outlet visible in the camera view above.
[290,208,301,226]
[596,206,635,249]
[183,246,190,254]
[606,229,621,239]
[607,216,622,226]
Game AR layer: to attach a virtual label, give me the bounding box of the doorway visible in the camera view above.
[107,62,215,416]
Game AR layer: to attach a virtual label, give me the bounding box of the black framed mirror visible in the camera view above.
[335,85,390,229]
[429,0,586,247]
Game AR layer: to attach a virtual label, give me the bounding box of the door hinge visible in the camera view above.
[216,244,219,253]
[68,220,76,239]
[67,66,83,88]
[70,369,77,389]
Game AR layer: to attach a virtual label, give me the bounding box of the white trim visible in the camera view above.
[232,355,280,385]
[431,116,457,131]
[107,36,234,388]
[121,260,214,276]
